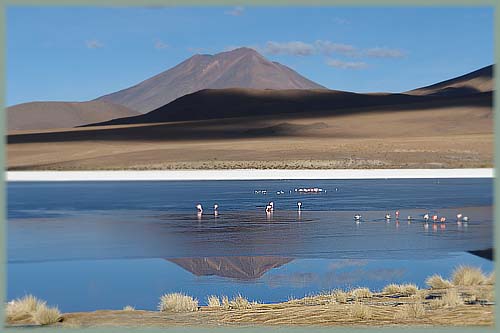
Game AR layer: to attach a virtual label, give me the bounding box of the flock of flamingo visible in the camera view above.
[354,210,469,223]
[195,202,470,226]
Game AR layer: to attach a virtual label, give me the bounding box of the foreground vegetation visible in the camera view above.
[6,265,495,327]
[6,295,61,325]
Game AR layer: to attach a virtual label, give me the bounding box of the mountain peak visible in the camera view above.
[96,47,325,113]
[188,47,260,59]
[223,46,260,55]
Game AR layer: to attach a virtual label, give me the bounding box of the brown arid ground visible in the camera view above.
[7,103,493,170]
[7,285,494,328]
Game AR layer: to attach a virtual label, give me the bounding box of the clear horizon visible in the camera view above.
[7,6,493,106]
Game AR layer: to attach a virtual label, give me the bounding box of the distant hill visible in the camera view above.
[87,86,492,127]
[407,65,493,96]
[7,101,139,131]
[95,47,326,114]
[168,256,293,280]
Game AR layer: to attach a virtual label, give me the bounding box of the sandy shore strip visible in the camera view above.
[8,285,495,328]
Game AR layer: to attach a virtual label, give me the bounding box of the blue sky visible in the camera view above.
[6,6,493,106]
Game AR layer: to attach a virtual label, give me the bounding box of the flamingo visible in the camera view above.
[214,204,219,216]
[395,210,400,219]
[432,215,438,222]
[196,204,203,214]
[265,204,272,213]
[407,215,413,221]
[385,213,391,220]
[297,202,302,211]
[440,217,446,223]
[423,213,429,222]
[456,213,463,221]
[463,216,469,222]
[269,202,274,211]
[354,214,362,221]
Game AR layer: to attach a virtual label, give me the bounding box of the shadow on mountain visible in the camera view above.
[427,86,481,97]
[87,88,492,127]
[7,91,492,145]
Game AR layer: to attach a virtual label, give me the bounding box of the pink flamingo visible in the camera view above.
[265,202,273,213]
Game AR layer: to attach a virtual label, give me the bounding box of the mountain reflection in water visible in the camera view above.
[167,256,293,280]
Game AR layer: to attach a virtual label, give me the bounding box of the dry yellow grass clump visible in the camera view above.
[394,302,426,320]
[221,296,230,309]
[399,284,419,296]
[382,283,401,294]
[6,295,42,321]
[382,283,418,296]
[158,293,198,312]
[229,295,251,310]
[351,287,373,300]
[209,294,255,310]
[6,295,61,325]
[206,295,221,307]
[452,265,487,286]
[331,289,349,304]
[426,274,453,289]
[430,289,463,309]
[122,305,135,311]
[33,305,62,325]
[411,289,428,301]
[228,295,254,310]
[350,302,372,319]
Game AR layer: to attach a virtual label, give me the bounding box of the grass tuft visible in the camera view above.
[383,284,401,294]
[452,265,487,286]
[221,296,230,309]
[350,302,372,319]
[430,288,463,309]
[207,295,221,307]
[411,289,428,301]
[158,293,198,312]
[228,294,252,310]
[351,287,373,300]
[394,303,425,319]
[331,289,349,304]
[32,304,62,325]
[382,283,418,296]
[426,274,453,289]
[400,284,419,296]
[122,305,135,311]
[6,295,46,322]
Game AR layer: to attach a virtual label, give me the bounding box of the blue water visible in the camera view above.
[8,179,493,216]
[7,179,494,312]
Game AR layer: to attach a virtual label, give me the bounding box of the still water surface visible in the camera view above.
[8,179,493,311]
